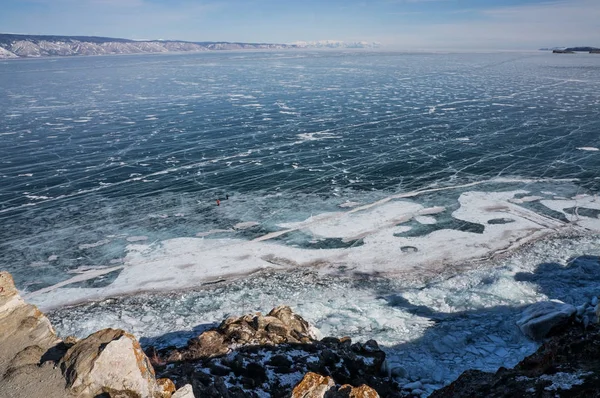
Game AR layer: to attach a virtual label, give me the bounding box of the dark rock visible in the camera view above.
[245,362,268,384]
[267,354,293,367]
[208,363,231,376]
[153,306,398,397]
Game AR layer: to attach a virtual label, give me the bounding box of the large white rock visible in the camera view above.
[60,328,162,398]
[516,300,576,341]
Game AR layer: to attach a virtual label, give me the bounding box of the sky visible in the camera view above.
[1,0,599,50]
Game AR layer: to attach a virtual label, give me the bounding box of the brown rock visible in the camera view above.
[337,384,380,398]
[0,272,72,398]
[185,330,228,359]
[4,345,46,378]
[63,335,79,346]
[60,328,161,398]
[157,378,176,397]
[0,272,59,351]
[178,306,318,360]
[291,372,335,398]
[0,272,19,302]
[269,305,314,341]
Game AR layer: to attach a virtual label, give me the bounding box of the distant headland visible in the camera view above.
[0,33,380,59]
[540,46,600,54]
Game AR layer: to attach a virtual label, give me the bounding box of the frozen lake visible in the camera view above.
[1,50,599,394]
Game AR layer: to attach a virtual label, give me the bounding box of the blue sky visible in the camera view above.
[2,0,599,49]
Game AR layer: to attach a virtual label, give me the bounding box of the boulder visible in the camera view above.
[0,272,71,397]
[291,372,335,398]
[0,272,59,351]
[336,384,380,398]
[184,330,228,359]
[59,328,163,398]
[180,306,319,360]
[0,272,180,398]
[516,300,576,341]
[157,378,176,397]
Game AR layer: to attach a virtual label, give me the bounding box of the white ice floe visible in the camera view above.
[196,229,233,237]
[126,236,148,243]
[541,195,600,231]
[233,221,260,230]
[78,239,111,250]
[415,216,437,225]
[28,186,600,310]
[576,147,599,151]
[279,201,423,241]
[509,196,543,204]
[339,201,361,208]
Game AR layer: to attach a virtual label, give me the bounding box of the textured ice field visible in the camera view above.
[1,51,599,394]
[48,234,600,395]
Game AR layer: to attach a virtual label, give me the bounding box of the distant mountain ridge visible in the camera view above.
[540,46,600,53]
[564,46,600,52]
[0,33,380,59]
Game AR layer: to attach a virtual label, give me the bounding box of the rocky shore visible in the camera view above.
[0,271,388,398]
[2,269,599,397]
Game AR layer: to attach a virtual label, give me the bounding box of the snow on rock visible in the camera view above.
[516,300,576,341]
[539,371,592,391]
[0,46,18,58]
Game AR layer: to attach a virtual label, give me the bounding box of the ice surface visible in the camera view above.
[2,52,600,396]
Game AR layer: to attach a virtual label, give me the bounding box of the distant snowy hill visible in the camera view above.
[0,33,296,59]
[0,33,382,59]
